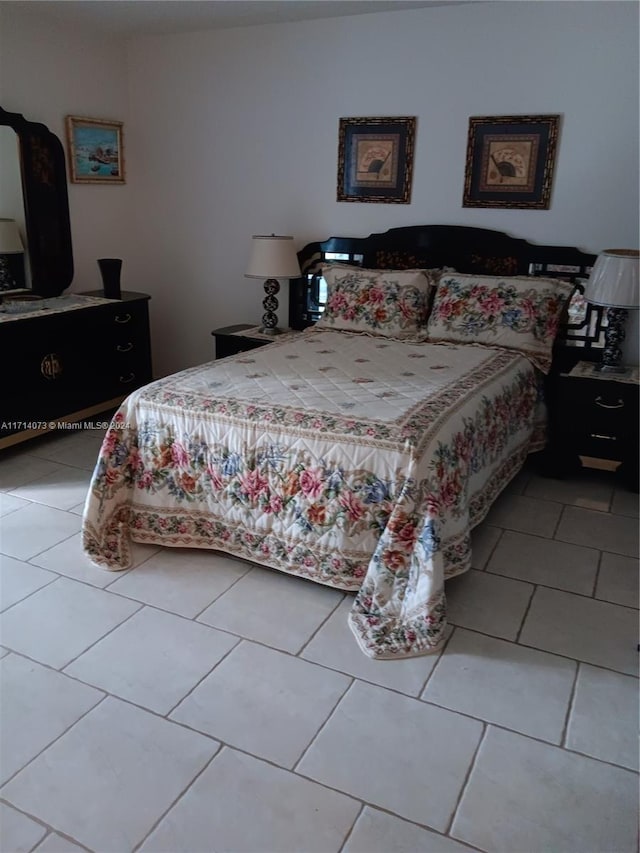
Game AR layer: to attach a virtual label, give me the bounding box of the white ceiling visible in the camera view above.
[16,0,469,37]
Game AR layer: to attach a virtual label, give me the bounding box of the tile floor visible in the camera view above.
[0,427,638,853]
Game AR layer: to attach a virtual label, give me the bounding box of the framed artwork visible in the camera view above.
[337,116,416,204]
[463,114,560,209]
[65,116,125,184]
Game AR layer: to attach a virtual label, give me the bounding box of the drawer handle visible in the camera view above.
[589,433,617,441]
[595,396,624,410]
[40,353,63,380]
[115,313,132,324]
[119,372,136,384]
[116,342,133,352]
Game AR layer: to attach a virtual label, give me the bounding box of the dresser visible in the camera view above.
[0,291,152,449]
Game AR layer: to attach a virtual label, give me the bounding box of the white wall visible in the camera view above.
[2,1,638,375]
[127,1,639,374]
[0,4,136,292]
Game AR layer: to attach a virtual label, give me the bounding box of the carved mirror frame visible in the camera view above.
[0,106,73,296]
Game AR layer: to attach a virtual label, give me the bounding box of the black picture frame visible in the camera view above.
[337,116,416,204]
[463,114,560,209]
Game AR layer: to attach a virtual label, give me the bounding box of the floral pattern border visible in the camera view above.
[83,338,539,659]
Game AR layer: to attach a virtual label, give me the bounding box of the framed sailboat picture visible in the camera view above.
[66,116,125,184]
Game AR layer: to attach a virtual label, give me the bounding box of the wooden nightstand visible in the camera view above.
[549,361,639,490]
[212,324,291,359]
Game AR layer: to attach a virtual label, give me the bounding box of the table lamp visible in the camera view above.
[0,219,25,291]
[245,234,300,335]
[583,248,639,373]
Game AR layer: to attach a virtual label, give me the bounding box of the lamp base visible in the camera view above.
[261,277,281,336]
[600,306,628,369]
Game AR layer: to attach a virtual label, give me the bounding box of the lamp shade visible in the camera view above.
[0,220,24,254]
[583,248,639,310]
[245,235,300,279]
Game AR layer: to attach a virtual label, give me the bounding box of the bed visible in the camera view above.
[82,225,599,659]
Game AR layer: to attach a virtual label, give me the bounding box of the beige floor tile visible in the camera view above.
[171,640,349,767]
[9,468,92,511]
[2,697,219,853]
[611,488,640,519]
[0,454,66,493]
[445,569,533,641]
[484,493,562,537]
[519,586,638,675]
[26,429,106,471]
[106,547,250,617]
[30,532,158,589]
[197,567,343,653]
[0,503,81,561]
[566,664,639,770]
[66,606,238,714]
[0,577,140,668]
[0,802,47,853]
[344,807,475,853]
[302,597,441,696]
[596,551,639,607]
[487,529,599,594]
[470,523,501,570]
[298,680,482,831]
[0,492,30,517]
[501,466,532,496]
[0,554,57,611]
[524,472,613,512]
[556,505,639,558]
[140,747,359,853]
[33,833,87,852]
[452,726,638,853]
[0,654,103,785]
[422,628,575,742]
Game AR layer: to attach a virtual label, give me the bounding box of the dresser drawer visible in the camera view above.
[95,298,152,397]
[0,291,152,445]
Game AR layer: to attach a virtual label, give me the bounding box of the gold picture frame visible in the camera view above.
[66,115,125,184]
[463,114,560,209]
[337,116,416,204]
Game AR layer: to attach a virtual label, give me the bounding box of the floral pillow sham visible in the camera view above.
[425,273,574,373]
[315,264,440,339]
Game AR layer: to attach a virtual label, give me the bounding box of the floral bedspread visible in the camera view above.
[82,329,540,659]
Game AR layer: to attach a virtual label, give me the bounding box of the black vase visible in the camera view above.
[97,258,122,299]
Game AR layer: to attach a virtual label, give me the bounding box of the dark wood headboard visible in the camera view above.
[289,224,603,369]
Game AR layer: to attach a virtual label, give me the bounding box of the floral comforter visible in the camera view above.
[82,329,541,659]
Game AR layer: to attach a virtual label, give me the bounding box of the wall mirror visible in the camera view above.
[0,106,73,297]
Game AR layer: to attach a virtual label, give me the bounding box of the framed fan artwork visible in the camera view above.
[463,114,560,209]
[337,116,416,204]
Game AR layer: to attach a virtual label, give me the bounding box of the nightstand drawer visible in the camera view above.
[561,378,637,439]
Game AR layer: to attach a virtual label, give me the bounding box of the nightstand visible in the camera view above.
[549,361,639,490]
[212,324,291,359]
